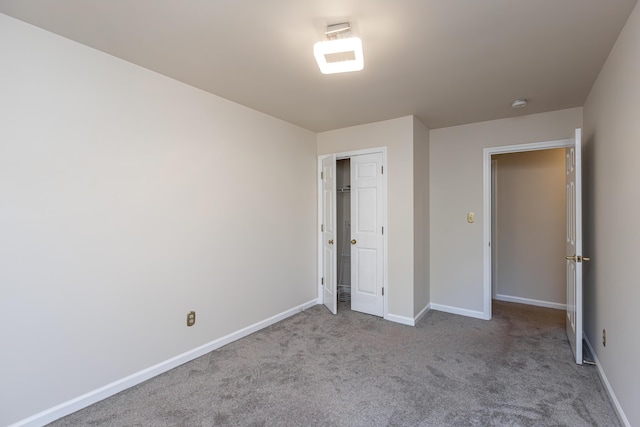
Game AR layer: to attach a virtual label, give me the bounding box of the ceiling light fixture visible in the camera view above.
[511,98,527,108]
[314,22,364,74]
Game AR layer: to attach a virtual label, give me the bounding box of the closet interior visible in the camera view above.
[336,158,351,308]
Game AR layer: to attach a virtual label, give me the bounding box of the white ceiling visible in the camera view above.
[0,0,637,132]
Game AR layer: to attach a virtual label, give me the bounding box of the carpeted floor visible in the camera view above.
[48,301,620,426]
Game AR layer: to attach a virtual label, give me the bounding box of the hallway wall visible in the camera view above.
[493,149,566,308]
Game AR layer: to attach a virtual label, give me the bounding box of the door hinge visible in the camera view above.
[382,287,384,296]
[381,165,384,174]
[321,224,324,232]
[321,277,324,285]
[321,171,324,180]
[382,226,384,235]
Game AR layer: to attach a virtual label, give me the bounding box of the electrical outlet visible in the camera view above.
[187,311,196,327]
[602,328,606,347]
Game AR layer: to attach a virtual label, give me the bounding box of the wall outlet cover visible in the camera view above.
[187,311,196,327]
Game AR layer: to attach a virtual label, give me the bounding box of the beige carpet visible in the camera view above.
[48,300,620,426]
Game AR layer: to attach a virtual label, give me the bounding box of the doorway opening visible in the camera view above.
[490,149,567,311]
[483,129,584,364]
[482,137,575,320]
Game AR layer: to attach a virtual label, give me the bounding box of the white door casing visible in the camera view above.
[491,159,498,299]
[565,128,583,365]
[483,134,579,322]
[322,155,337,314]
[350,153,384,317]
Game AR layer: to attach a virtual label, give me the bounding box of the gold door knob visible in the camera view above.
[566,255,591,262]
[328,239,334,245]
[351,239,357,245]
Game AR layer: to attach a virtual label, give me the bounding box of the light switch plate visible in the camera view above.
[467,212,475,223]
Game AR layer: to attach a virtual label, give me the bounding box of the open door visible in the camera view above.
[565,128,584,364]
[350,153,384,317]
[322,155,337,314]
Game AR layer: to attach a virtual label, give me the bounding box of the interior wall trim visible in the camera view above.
[414,303,431,325]
[430,303,486,320]
[482,137,575,320]
[495,294,566,310]
[10,299,318,427]
[386,313,416,326]
[583,335,631,427]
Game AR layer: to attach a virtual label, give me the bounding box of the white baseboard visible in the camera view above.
[386,304,432,327]
[414,303,431,325]
[430,303,486,320]
[10,299,318,427]
[386,312,415,326]
[583,335,631,427]
[495,294,566,310]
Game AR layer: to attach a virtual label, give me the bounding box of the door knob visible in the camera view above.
[351,239,357,245]
[328,239,334,245]
[565,255,576,261]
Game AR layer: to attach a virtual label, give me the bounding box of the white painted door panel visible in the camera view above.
[350,153,384,316]
[322,155,337,314]
[565,128,583,364]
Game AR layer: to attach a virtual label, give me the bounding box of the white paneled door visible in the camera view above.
[565,128,583,364]
[350,153,384,316]
[322,155,337,314]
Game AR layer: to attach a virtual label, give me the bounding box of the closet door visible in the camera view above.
[322,155,337,314]
[350,153,384,316]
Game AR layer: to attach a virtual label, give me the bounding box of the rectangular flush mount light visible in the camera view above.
[314,37,364,74]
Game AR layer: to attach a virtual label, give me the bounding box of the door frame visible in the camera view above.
[491,158,498,300]
[318,147,388,319]
[482,138,574,320]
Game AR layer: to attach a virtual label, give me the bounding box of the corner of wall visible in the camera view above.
[413,117,430,315]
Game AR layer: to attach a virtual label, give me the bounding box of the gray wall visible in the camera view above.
[0,14,317,426]
[493,149,566,308]
[318,116,421,322]
[429,108,582,316]
[413,119,430,316]
[583,2,640,425]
